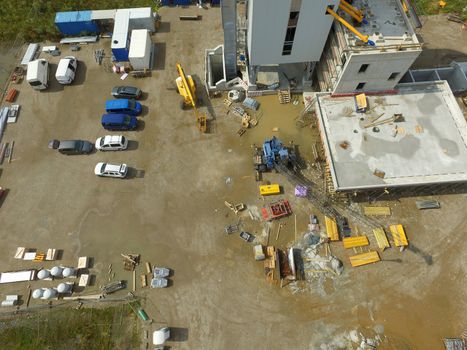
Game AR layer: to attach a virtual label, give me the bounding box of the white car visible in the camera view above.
[95,135,128,151]
[94,162,128,178]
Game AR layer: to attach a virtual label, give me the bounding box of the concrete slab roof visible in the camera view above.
[339,0,419,48]
[315,81,467,191]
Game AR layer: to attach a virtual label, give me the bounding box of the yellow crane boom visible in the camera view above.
[338,0,367,24]
[326,7,375,46]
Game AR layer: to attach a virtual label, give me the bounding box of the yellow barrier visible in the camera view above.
[350,251,381,267]
[325,216,339,241]
[259,184,280,196]
[373,228,390,251]
[343,236,369,249]
[389,224,409,247]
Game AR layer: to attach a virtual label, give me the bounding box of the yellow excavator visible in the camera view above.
[175,63,207,133]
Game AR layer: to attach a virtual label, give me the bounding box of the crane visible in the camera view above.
[326,6,375,46]
[338,0,367,24]
[175,63,207,133]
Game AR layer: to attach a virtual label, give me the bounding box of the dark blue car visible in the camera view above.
[105,99,142,116]
[101,114,137,131]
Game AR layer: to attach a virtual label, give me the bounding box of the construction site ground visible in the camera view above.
[0,7,466,349]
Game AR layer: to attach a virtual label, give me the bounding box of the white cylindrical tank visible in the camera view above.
[57,283,72,294]
[62,267,75,278]
[50,266,63,277]
[32,289,44,299]
[37,269,50,280]
[43,288,57,299]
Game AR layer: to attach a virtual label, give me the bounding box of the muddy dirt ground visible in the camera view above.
[0,7,466,350]
[413,14,467,68]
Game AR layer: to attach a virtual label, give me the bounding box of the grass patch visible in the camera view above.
[414,0,466,19]
[0,0,158,42]
[0,305,140,350]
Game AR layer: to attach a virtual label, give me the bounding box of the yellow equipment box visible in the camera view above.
[355,93,368,113]
[349,251,380,267]
[389,224,409,247]
[343,236,369,249]
[325,216,339,241]
[259,184,280,196]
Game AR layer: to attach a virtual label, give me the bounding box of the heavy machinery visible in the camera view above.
[175,63,207,133]
[254,137,295,172]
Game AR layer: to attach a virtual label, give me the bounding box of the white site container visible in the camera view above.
[129,29,152,70]
[26,59,49,90]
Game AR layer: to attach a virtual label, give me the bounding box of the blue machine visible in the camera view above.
[262,137,290,170]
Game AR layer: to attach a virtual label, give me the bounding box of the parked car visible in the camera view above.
[94,162,128,178]
[105,99,142,116]
[111,86,142,99]
[49,139,93,155]
[95,135,128,151]
[101,114,137,131]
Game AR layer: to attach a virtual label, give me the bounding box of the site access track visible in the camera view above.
[275,163,382,231]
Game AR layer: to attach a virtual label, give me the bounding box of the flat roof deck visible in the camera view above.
[315,81,467,191]
[340,0,419,47]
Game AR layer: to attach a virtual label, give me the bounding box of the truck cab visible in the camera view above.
[27,59,49,90]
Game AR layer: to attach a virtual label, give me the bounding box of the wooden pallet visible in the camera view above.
[373,228,390,251]
[343,235,369,249]
[5,89,18,102]
[389,224,409,247]
[278,89,291,104]
[349,251,380,267]
[33,253,46,262]
[325,216,339,241]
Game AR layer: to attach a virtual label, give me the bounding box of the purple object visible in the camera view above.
[295,185,307,197]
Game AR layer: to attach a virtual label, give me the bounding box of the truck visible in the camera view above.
[27,59,49,90]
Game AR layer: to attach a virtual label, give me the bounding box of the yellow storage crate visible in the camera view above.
[259,184,280,196]
[325,216,339,241]
[349,251,380,267]
[343,235,369,249]
[363,206,391,216]
[389,224,409,247]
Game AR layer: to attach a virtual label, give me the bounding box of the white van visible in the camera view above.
[55,56,77,85]
[27,59,49,90]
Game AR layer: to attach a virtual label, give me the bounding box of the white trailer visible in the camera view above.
[129,29,152,70]
[27,59,49,90]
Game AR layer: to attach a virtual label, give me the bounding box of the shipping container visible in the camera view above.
[55,11,99,35]
[128,7,155,32]
[111,10,130,61]
[129,30,152,70]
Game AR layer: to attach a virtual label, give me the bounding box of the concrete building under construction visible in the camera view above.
[205,0,467,195]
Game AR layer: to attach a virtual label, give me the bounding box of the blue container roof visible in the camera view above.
[55,10,92,23]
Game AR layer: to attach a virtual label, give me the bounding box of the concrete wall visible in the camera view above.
[247,0,339,66]
[333,50,421,93]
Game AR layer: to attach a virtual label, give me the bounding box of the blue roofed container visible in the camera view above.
[55,11,99,36]
[111,10,130,61]
[160,0,191,5]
